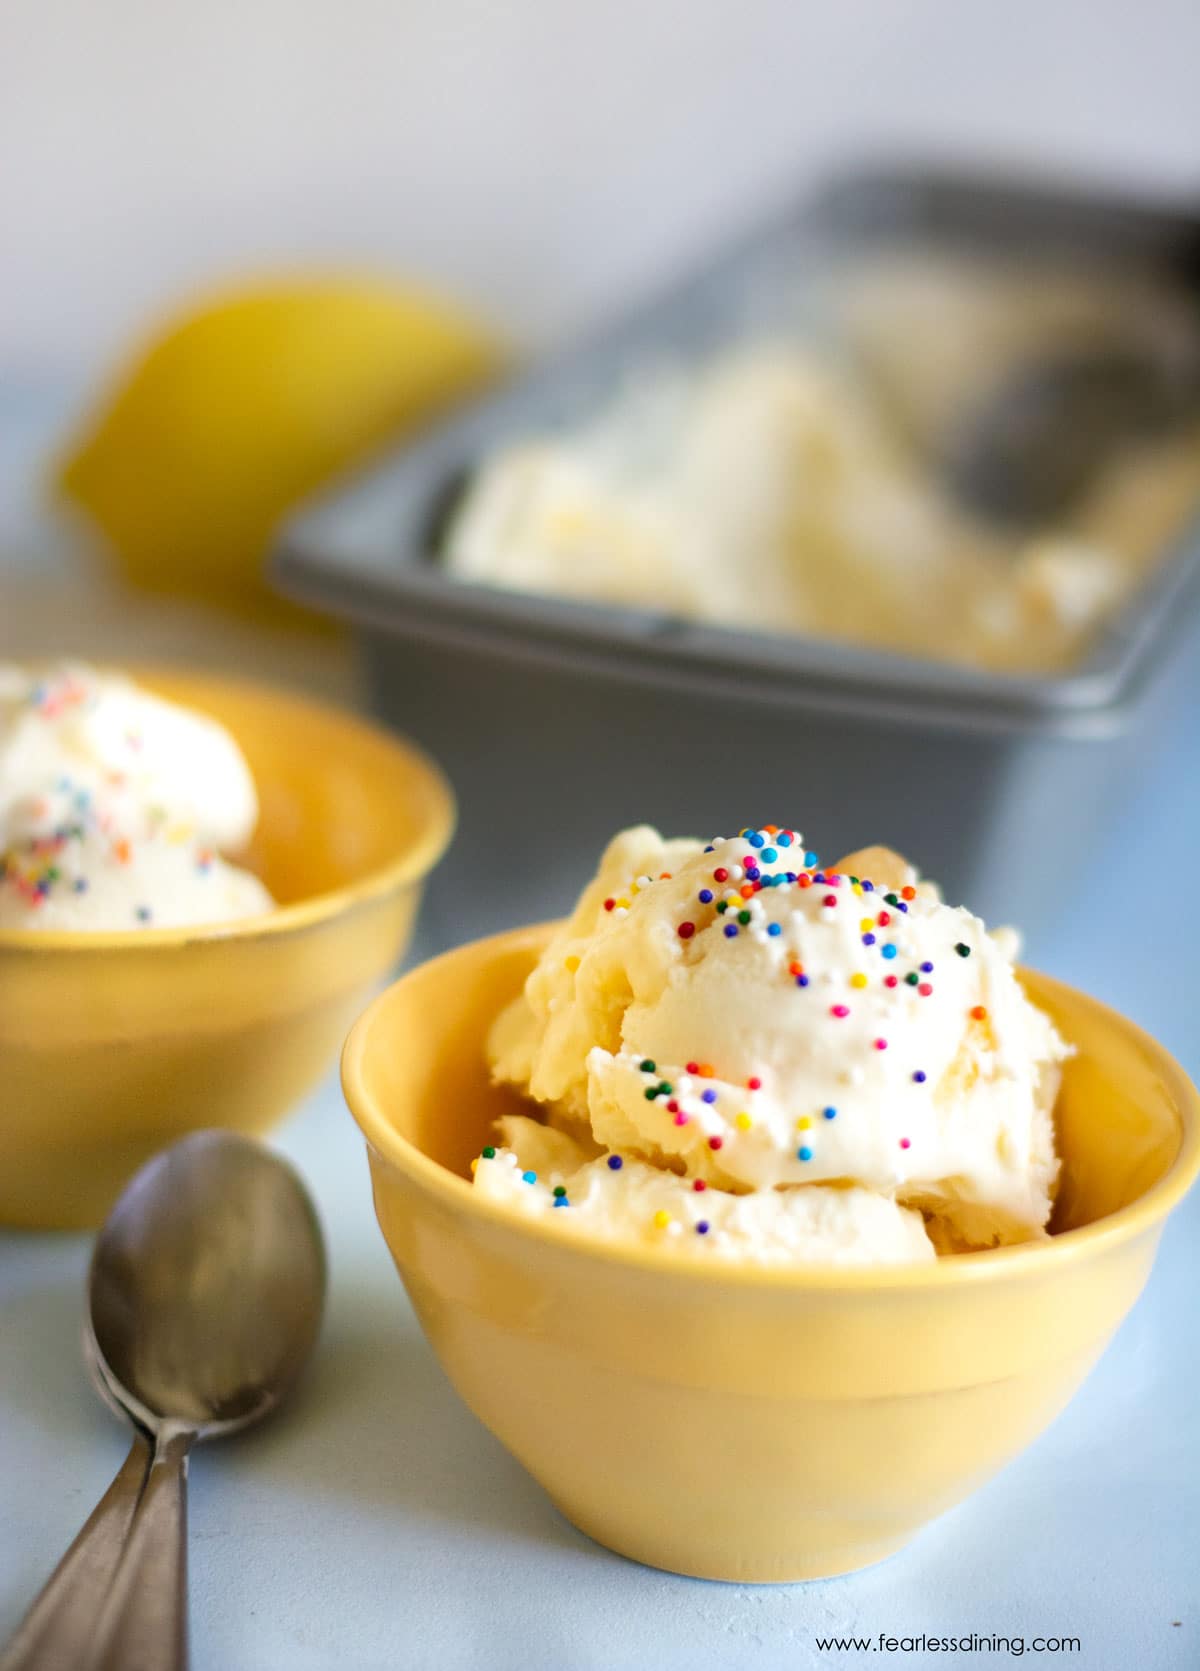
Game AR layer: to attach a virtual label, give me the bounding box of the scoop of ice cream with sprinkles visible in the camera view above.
[0,663,273,931]
[473,824,1071,1263]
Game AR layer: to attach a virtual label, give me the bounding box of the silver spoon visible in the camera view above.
[943,339,1200,528]
[1,1130,326,1671]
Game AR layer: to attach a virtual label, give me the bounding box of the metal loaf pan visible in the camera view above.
[275,167,1200,950]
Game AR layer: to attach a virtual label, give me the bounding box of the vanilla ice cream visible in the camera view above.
[473,824,1071,1262]
[444,335,1200,675]
[0,664,274,931]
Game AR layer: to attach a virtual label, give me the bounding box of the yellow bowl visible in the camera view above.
[0,668,454,1229]
[343,924,1200,1584]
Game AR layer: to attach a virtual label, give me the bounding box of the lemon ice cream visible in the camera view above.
[0,664,273,930]
[473,824,1071,1262]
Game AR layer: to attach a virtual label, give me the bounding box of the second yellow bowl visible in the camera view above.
[0,668,454,1229]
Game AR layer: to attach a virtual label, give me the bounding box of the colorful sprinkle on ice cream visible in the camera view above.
[0,664,274,931]
[472,825,1071,1263]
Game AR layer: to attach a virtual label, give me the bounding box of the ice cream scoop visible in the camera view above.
[485,824,1071,1255]
[0,664,258,849]
[0,664,273,931]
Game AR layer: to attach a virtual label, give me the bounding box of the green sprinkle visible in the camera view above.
[738,910,751,925]
[481,1145,496,1159]
[955,942,971,958]
[639,1058,657,1073]
[553,1184,567,1198]
[906,972,919,986]
[885,892,899,906]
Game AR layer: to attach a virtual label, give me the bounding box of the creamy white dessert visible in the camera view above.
[444,337,1200,675]
[0,664,274,931]
[473,825,1072,1263]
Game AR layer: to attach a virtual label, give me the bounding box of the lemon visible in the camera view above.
[57,278,501,617]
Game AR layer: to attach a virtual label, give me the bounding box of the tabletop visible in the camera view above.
[1,409,1198,1671]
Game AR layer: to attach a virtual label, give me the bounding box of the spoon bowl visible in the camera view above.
[88,1130,326,1436]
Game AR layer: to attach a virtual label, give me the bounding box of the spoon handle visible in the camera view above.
[0,1432,152,1671]
[90,1428,193,1671]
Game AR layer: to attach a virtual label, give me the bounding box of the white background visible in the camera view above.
[3,0,1200,391]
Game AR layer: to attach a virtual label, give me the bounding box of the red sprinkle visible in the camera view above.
[666,1100,679,1113]
[918,982,933,997]
[708,1136,724,1152]
[874,1038,888,1051]
[713,868,729,883]
[831,1004,850,1018]
[884,975,899,988]
[693,1179,708,1192]
[747,1076,762,1091]
[823,894,837,907]
[686,1061,699,1074]
[798,873,813,889]
[877,910,891,926]
[603,898,615,912]
[677,921,696,939]
[899,1137,911,1149]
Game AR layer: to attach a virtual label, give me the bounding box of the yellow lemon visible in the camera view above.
[57,278,501,617]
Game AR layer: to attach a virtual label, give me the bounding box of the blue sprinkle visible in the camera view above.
[920,961,934,973]
[823,1106,837,1120]
[522,1170,537,1184]
[797,1146,813,1162]
[696,1220,710,1235]
[862,932,876,946]
[778,832,792,847]
[805,851,818,866]
[767,922,782,937]
[912,1071,927,1084]
[862,880,874,893]
[607,1155,623,1171]
[748,833,765,848]
[73,878,88,893]
[724,924,738,938]
[881,944,898,960]
[796,974,809,988]
[552,1197,569,1207]
[812,872,826,884]
[898,902,909,913]
[744,867,760,881]
[698,888,713,904]
[785,871,797,883]
[761,847,777,863]
[701,1089,718,1105]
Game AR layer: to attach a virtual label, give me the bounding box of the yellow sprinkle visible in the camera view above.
[470,1157,479,1173]
[564,955,580,972]
[630,882,641,894]
[850,973,868,989]
[860,917,875,932]
[735,1112,752,1131]
[852,882,863,895]
[616,897,629,909]
[796,1116,812,1131]
[653,1209,671,1230]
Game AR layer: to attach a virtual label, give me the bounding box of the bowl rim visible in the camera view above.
[342,922,1200,1292]
[0,665,456,951]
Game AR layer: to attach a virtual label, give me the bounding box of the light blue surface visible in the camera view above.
[1,512,1198,1668]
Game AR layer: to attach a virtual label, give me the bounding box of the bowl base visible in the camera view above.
[549,1495,912,1585]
